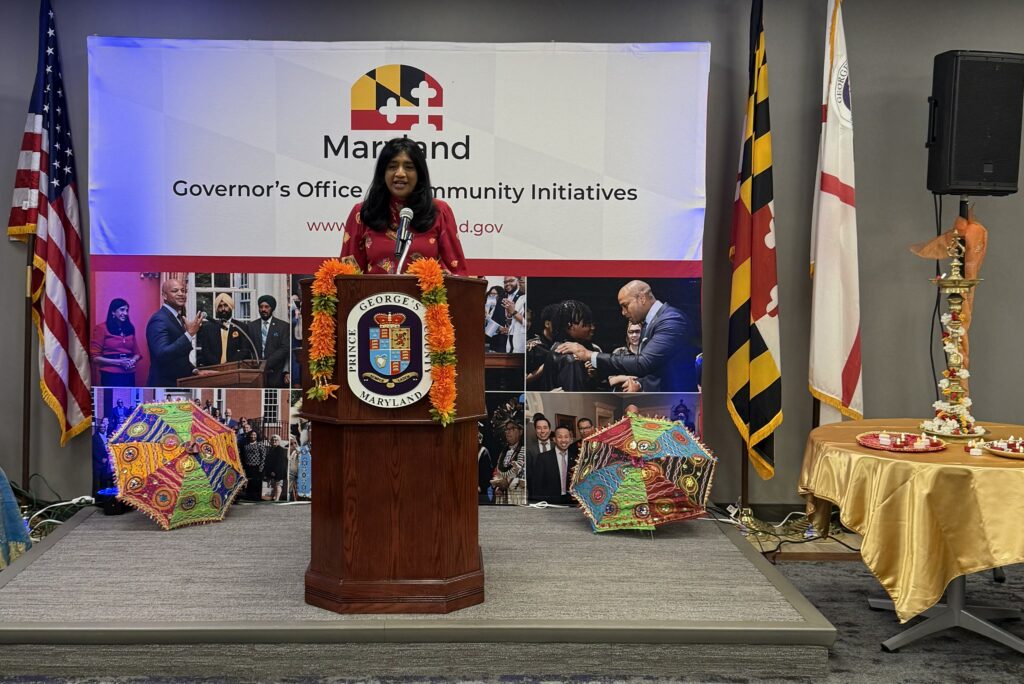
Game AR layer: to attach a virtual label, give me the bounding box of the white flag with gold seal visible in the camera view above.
[809,0,863,422]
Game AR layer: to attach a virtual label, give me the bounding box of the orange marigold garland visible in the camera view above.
[306,259,360,401]
[305,257,457,426]
[407,258,458,426]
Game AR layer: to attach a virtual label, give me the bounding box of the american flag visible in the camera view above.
[8,0,91,445]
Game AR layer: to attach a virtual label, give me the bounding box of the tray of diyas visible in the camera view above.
[923,426,985,440]
[982,437,1024,460]
[856,431,947,453]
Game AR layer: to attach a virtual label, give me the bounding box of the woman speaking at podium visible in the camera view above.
[340,138,469,275]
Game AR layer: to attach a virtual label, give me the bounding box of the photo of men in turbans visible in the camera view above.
[196,292,253,367]
[248,294,291,388]
[90,271,291,389]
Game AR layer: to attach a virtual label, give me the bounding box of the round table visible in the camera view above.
[798,418,1024,652]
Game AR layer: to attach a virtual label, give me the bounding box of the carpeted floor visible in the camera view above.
[6,562,1019,683]
[0,505,803,624]
[2,506,1024,682]
[772,560,1024,684]
[0,505,829,681]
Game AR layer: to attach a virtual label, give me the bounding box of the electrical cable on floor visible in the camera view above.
[29,518,64,536]
[772,511,806,528]
[9,481,49,510]
[822,533,862,554]
[699,514,741,527]
[27,496,94,527]
[527,501,570,509]
[703,505,865,562]
[27,473,63,502]
[760,531,862,559]
[755,510,863,562]
[16,487,94,544]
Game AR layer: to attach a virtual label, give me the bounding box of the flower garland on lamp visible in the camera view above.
[305,257,458,427]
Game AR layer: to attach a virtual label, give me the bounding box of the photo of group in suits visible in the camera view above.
[523,392,702,506]
[483,275,527,392]
[90,271,292,389]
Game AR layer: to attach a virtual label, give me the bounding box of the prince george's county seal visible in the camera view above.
[831,59,853,128]
[346,292,432,407]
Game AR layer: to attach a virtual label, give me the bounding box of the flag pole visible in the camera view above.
[738,437,773,537]
[737,442,766,535]
[811,398,821,429]
[740,438,749,507]
[21,234,35,491]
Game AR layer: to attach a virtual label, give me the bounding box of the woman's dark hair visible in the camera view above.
[486,286,503,298]
[551,299,594,343]
[360,138,436,233]
[105,298,134,336]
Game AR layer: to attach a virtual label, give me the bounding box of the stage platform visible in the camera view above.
[0,505,834,680]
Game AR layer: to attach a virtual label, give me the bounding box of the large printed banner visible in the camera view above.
[88,39,709,276]
[86,40,708,508]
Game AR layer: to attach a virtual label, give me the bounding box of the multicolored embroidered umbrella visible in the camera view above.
[570,414,716,532]
[107,402,245,530]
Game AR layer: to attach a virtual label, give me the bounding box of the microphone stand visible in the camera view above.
[394,237,413,275]
[224,319,262,367]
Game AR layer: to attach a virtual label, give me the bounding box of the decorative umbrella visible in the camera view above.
[107,401,246,530]
[570,414,716,532]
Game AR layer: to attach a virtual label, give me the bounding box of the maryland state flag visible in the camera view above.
[727,0,783,480]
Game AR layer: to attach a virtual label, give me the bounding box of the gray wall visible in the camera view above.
[3,0,1024,504]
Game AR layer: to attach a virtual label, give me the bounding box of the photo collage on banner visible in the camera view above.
[481,275,527,505]
[478,276,703,507]
[87,39,709,511]
[519,277,702,509]
[90,271,305,505]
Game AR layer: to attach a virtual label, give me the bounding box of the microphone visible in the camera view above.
[393,207,414,274]
[221,319,261,364]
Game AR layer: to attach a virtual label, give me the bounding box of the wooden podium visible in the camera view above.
[299,274,486,613]
[176,360,265,388]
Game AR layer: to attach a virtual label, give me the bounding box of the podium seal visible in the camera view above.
[346,292,432,408]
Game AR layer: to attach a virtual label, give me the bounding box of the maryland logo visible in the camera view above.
[351,65,444,132]
[346,293,432,408]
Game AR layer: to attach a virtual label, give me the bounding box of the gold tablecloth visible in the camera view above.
[799,418,1024,623]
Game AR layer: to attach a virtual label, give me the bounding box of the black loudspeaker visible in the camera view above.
[927,50,1024,196]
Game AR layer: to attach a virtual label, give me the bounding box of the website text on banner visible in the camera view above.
[87,40,708,278]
